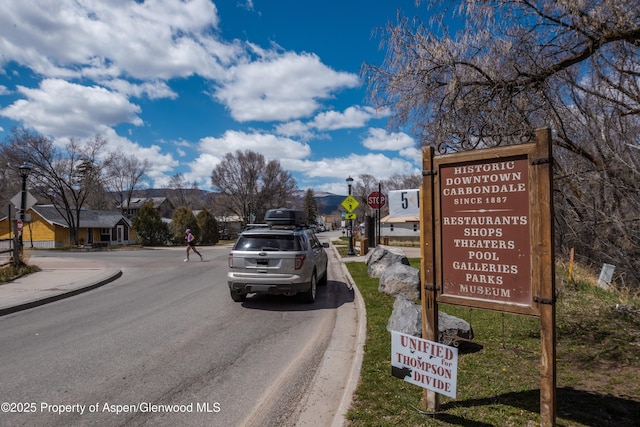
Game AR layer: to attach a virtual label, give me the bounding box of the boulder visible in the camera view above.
[386,294,474,347]
[439,311,474,346]
[378,262,421,300]
[386,294,422,337]
[366,245,409,278]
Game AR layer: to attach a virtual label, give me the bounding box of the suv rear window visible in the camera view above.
[234,234,302,251]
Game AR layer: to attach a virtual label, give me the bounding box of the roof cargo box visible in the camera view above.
[264,208,307,226]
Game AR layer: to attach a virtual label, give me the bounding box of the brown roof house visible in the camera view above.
[380,214,420,244]
[119,197,174,219]
[0,205,135,249]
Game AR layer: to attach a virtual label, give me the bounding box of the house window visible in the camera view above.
[100,228,111,242]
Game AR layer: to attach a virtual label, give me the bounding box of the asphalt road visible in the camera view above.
[0,234,353,426]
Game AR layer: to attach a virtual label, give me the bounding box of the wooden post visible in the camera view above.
[420,146,439,412]
[568,248,574,282]
[532,127,557,426]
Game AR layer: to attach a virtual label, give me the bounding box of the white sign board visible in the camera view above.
[388,189,420,218]
[598,263,615,289]
[391,331,458,398]
[11,191,38,211]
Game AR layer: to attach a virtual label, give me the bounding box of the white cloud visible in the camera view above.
[0,79,142,138]
[274,120,315,140]
[214,51,359,122]
[399,146,422,160]
[310,106,376,131]
[197,129,311,159]
[186,129,421,191]
[362,127,415,151]
[96,128,179,188]
[186,129,313,187]
[284,152,419,181]
[100,79,178,100]
[0,0,234,81]
[0,1,413,194]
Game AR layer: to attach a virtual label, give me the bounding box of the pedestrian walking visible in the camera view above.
[184,228,203,262]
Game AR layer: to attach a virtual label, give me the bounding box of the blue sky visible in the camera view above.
[0,0,424,195]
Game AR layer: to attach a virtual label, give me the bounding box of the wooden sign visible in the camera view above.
[420,128,556,424]
[433,135,553,317]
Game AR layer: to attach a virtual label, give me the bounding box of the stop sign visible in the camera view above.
[367,191,387,209]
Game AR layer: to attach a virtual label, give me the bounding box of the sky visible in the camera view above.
[0,0,425,196]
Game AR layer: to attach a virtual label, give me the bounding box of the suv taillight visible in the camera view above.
[295,254,306,270]
[228,253,233,268]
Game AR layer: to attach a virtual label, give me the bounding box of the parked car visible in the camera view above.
[227,209,329,303]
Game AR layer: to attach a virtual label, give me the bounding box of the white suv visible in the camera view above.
[227,209,329,303]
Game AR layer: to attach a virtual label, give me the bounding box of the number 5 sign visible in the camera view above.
[388,189,420,218]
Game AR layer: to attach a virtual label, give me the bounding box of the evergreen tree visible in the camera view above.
[196,208,219,245]
[171,206,198,245]
[131,201,171,246]
[303,188,318,225]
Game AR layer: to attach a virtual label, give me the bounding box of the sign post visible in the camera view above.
[368,189,387,246]
[342,190,360,256]
[420,146,439,411]
[421,127,555,424]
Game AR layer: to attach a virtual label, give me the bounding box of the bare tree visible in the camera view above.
[365,1,640,148]
[352,174,379,218]
[103,148,150,216]
[364,0,640,287]
[0,147,21,215]
[3,128,107,245]
[166,173,201,209]
[211,150,297,224]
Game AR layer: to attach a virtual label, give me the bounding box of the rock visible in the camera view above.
[386,294,422,337]
[366,245,409,278]
[386,295,474,347]
[378,263,421,300]
[439,311,474,346]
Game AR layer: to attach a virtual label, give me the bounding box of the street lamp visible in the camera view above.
[346,176,355,256]
[18,162,32,254]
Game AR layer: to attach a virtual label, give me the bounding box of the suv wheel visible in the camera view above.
[230,289,246,302]
[300,273,317,304]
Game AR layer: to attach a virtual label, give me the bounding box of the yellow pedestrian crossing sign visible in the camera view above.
[341,195,359,213]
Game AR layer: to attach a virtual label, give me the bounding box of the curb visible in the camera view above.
[330,244,367,426]
[0,269,122,317]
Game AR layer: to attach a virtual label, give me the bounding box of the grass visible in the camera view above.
[0,263,41,284]
[343,257,640,426]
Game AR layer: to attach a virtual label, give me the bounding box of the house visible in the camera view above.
[216,214,243,239]
[380,214,420,243]
[119,197,174,219]
[0,205,135,248]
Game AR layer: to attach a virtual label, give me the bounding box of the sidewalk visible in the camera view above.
[0,256,122,317]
